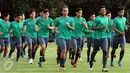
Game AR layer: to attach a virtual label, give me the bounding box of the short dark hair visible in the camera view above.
[76,7,82,12]
[106,11,111,15]
[61,5,69,11]
[117,6,125,12]
[14,13,22,17]
[43,9,49,13]
[3,13,9,17]
[99,5,106,10]
[89,12,95,17]
[29,9,36,14]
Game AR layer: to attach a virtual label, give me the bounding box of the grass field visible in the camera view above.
[0,43,130,73]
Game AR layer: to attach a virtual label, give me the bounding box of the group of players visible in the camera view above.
[0,5,127,72]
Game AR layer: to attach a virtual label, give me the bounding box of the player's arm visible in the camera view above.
[8,24,13,37]
[82,19,88,30]
[48,19,55,30]
[0,25,3,35]
[91,26,106,30]
[112,19,125,35]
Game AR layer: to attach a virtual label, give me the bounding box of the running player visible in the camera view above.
[89,6,109,72]
[37,9,54,67]
[8,13,23,62]
[111,6,126,67]
[55,6,74,71]
[84,12,96,62]
[23,9,38,64]
[0,13,10,60]
[71,7,88,67]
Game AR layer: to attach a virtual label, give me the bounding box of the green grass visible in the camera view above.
[0,43,130,73]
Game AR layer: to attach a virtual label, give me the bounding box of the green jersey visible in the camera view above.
[24,18,37,38]
[113,16,126,36]
[93,15,108,39]
[55,16,74,40]
[36,17,54,38]
[10,21,23,37]
[71,16,87,38]
[84,20,94,38]
[106,19,113,38]
[0,20,10,38]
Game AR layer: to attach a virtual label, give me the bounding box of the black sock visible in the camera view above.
[60,58,65,67]
[28,48,32,59]
[103,50,107,68]
[72,52,75,59]
[111,50,115,63]
[87,47,91,62]
[119,50,124,62]
[16,47,21,61]
[90,50,97,68]
[69,48,72,58]
[74,52,79,63]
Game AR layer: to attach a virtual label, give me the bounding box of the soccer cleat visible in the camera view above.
[73,63,77,67]
[41,57,46,62]
[59,67,66,71]
[118,61,122,67]
[71,59,74,65]
[102,68,109,72]
[93,59,96,62]
[23,50,26,55]
[38,62,42,67]
[110,62,114,67]
[56,58,60,64]
[88,65,93,71]
[2,57,6,61]
[29,59,33,64]
[79,58,83,62]
[21,54,24,58]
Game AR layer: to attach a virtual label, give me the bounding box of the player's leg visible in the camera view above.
[111,36,118,67]
[79,36,84,61]
[71,37,77,66]
[8,37,16,58]
[2,38,9,60]
[89,39,99,70]
[16,37,22,62]
[59,38,67,70]
[101,38,108,72]
[26,37,33,64]
[38,37,46,67]
[118,36,126,67]
[32,38,38,59]
[73,38,82,67]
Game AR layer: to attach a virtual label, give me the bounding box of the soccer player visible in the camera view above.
[110,6,126,67]
[55,6,74,70]
[8,13,23,62]
[23,9,38,64]
[0,13,10,60]
[37,9,54,67]
[21,14,27,58]
[84,12,96,62]
[89,6,109,72]
[71,7,88,67]
[106,11,113,58]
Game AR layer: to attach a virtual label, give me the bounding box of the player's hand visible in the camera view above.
[55,30,59,34]
[90,30,93,32]
[120,32,125,35]
[82,22,86,26]
[66,22,70,27]
[100,26,106,29]
[0,32,3,36]
[22,31,26,34]
[10,34,13,37]
[35,25,39,32]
